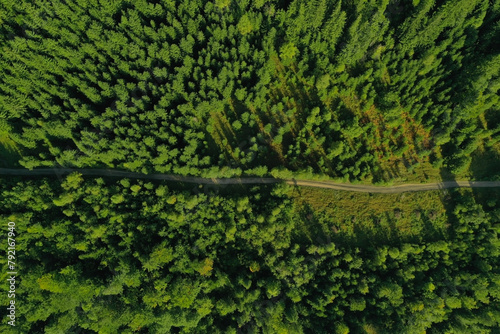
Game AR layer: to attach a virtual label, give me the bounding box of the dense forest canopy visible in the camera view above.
[1,175,500,333]
[0,0,499,180]
[0,0,500,333]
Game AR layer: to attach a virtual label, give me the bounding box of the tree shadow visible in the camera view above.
[436,140,500,239]
[292,203,332,245]
[467,144,500,211]
[309,205,448,250]
[437,165,460,238]
[0,138,22,167]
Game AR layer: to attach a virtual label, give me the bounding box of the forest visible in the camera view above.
[0,0,499,333]
[0,175,499,333]
[0,0,499,181]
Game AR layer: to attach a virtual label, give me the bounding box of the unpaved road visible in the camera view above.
[1,168,499,193]
[286,179,500,193]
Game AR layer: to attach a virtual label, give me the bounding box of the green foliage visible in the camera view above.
[0,0,495,182]
[1,177,499,333]
[0,1,499,331]
[238,14,254,35]
[280,42,299,61]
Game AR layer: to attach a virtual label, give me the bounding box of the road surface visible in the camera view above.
[1,168,499,193]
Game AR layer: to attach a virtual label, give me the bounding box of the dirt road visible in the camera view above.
[1,168,499,193]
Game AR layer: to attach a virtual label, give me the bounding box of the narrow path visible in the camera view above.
[1,168,499,193]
